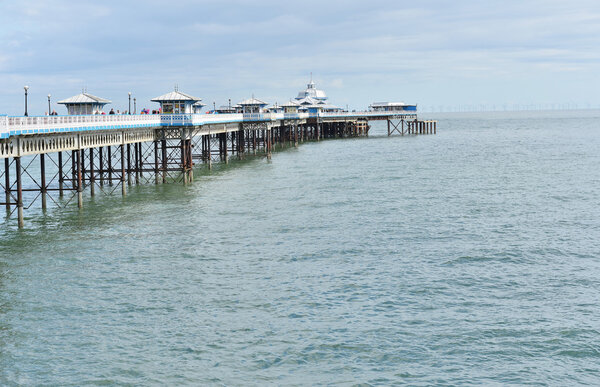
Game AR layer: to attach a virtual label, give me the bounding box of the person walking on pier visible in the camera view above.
[109,108,115,115]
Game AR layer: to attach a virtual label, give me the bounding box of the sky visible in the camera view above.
[1,0,600,115]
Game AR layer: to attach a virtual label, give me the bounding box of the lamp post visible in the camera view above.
[213,101,216,112]
[48,94,51,115]
[228,98,231,110]
[128,92,132,115]
[24,86,29,117]
[134,98,136,115]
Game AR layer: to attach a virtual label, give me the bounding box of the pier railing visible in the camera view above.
[1,114,162,138]
[0,110,417,138]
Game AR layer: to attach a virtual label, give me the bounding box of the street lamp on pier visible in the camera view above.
[24,86,29,117]
[134,98,136,114]
[128,92,132,115]
[213,101,216,112]
[48,94,51,115]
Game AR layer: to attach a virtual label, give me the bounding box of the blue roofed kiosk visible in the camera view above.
[151,88,202,114]
[57,92,111,115]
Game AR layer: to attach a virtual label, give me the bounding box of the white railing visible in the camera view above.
[4,114,162,134]
[0,110,418,138]
[191,113,244,125]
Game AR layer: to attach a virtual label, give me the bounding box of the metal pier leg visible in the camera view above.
[181,139,187,185]
[71,150,76,190]
[16,157,24,228]
[89,147,95,197]
[161,137,167,184]
[58,151,63,197]
[107,146,113,186]
[40,153,47,211]
[135,142,140,184]
[98,147,104,187]
[154,140,159,184]
[127,143,132,186]
[76,150,83,209]
[5,158,11,213]
[207,135,212,170]
[224,133,228,164]
[121,145,126,196]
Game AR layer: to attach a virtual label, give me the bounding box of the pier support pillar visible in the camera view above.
[40,153,47,211]
[89,148,95,197]
[5,158,11,213]
[135,142,140,184]
[16,157,24,228]
[127,143,132,186]
[76,150,83,209]
[121,145,127,196]
[98,147,104,187]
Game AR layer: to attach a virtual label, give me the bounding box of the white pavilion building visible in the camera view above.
[57,92,111,115]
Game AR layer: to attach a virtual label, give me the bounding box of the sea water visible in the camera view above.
[1,110,599,385]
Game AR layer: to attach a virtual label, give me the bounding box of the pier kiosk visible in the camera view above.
[238,98,268,114]
[151,88,202,114]
[281,100,300,114]
[369,102,417,112]
[57,92,111,115]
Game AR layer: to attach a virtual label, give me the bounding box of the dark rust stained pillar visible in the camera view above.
[5,158,10,212]
[107,146,113,186]
[16,157,24,228]
[135,142,140,184]
[154,140,159,184]
[40,153,47,210]
[58,151,64,197]
[161,136,167,184]
[76,150,83,209]
[71,150,76,189]
[98,147,104,187]
[89,147,95,197]
[121,145,126,196]
[127,143,132,186]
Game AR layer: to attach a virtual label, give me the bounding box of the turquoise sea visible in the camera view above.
[1,110,599,385]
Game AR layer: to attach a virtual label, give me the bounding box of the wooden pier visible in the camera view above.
[0,109,436,228]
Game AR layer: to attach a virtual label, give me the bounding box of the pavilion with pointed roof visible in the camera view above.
[57,92,111,115]
[151,87,202,114]
[238,97,268,114]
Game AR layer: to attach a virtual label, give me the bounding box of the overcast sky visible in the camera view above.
[1,0,600,115]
